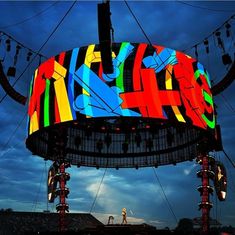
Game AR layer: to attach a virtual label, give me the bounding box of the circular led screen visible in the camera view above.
[26,42,215,168]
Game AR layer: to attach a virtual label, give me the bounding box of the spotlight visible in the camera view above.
[7,67,16,77]
[5,38,11,52]
[146,138,153,151]
[122,142,128,154]
[167,129,174,146]
[135,133,141,147]
[215,31,224,48]
[203,39,209,54]
[96,138,103,153]
[104,134,112,148]
[16,44,21,55]
[85,127,92,138]
[225,23,231,37]
[194,45,198,58]
[27,51,33,62]
[74,136,81,148]
[222,53,232,65]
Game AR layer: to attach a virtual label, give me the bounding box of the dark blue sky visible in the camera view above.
[0,1,235,229]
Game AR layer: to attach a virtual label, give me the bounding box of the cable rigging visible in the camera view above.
[176,1,235,13]
[152,168,178,224]
[0,2,59,30]
[0,0,77,104]
[0,110,28,154]
[32,163,45,212]
[222,150,235,168]
[89,167,107,214]
[218,93,235,114]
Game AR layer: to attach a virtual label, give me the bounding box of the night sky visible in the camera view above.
[0,1,235,229]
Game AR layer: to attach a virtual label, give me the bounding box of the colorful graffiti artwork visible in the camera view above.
[27,42,215,135]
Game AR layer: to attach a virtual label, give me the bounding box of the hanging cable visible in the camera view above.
[219,93,235,114]
[124,1,152,45]
[176,1,235,13]
[152,168,178,224]
[0,0,77,104]
[89,167,107,213]
[1,110,28,153]
[223,154,235,189]
[222,149,235,168]
[124,1,183,88]
[183,14,235,52]
[0,2,59,30]
[124,0,208,128]
[32,164,45,212]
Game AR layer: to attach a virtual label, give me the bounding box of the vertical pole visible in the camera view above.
[45,160,49,212]
[196,138,214,235]
[58,162,66,232]
[53,126,70,232]
[201,154,210,235]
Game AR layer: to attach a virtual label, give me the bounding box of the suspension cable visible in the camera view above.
[89,167,107,213]
[0,0,77,104]
[152,167,178,224]
[1,110,28,153]
[0,2,59,30]
[222,149,235,168]
[32,164,45,212]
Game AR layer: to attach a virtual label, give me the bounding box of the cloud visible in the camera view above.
[0,1,235,230]
[183,163,198,176]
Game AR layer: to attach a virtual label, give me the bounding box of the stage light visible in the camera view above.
[146,137,153,151]
[5,38,11,52]
[225,23,231,37]
[203,39,209,54]
[16,44,21,55]
[27,51,33,61]
[167,129,174,146]
[96,138,103,153]
[135,133,141,147]
[222,53,232,65]
[215,31,224,49]
[145,124,150,129]
[194,45,198,58]
[122,141,128,153]
[104,134,112,148]
[7,67,16,77]
[85,127,92,138]
[74,136,81,148]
